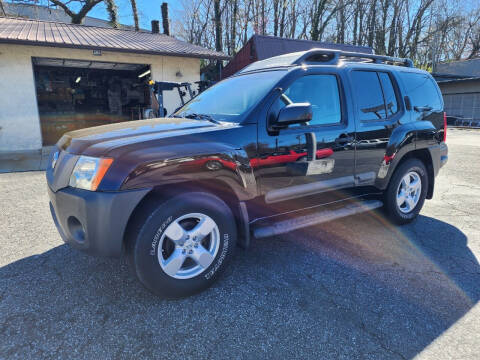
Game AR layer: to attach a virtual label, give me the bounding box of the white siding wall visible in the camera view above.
[0,44,200,152]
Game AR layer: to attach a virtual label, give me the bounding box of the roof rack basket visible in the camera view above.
[294,48,414,68]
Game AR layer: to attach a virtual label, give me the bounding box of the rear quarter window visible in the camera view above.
[399,72,443,111]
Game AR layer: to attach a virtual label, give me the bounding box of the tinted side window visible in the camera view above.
[378,72,398,116]
[400,72,443,110]
[281,74,342,125]
[351,71,386,121]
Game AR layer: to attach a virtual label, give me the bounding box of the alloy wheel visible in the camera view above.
[157,213,220,279]
[396,171,422,214]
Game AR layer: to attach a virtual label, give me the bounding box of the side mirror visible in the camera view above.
[272,103,313,130]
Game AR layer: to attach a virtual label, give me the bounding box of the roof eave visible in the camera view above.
[437,77,480,84]
[0,39,231,61]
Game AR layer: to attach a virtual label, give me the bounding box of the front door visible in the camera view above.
[255,72,356,210]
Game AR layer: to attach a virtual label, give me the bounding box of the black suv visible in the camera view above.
[47,49,448,298]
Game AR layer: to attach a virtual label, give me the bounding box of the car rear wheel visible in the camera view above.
[384,158,428,225]
[127,192,237,298]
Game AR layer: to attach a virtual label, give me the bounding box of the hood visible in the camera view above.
[57,117,231,156]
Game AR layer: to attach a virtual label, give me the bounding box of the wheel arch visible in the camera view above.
[391,149,434,199]
[123,179,250,253]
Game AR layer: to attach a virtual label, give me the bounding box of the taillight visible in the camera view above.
[443,112,447,142]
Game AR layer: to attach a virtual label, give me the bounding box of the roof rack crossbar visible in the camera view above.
[294,48,414,68]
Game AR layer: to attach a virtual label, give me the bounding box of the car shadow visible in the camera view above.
[0,213,478,359]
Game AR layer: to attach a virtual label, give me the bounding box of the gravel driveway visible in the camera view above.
[1,128,479,359]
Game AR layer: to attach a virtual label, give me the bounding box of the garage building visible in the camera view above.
[0,17,228,171]
[435,58,480,126]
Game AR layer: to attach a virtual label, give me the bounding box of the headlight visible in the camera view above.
[69,156,113,191]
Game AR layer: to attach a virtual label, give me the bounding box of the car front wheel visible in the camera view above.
[127,192,237,298]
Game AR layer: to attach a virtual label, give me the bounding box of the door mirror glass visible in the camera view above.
[273,103,313,129]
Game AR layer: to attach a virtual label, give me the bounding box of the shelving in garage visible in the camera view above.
[32,57,152,145]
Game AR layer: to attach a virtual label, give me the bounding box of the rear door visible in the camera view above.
[348,69,405,183]
[256,69,356,205]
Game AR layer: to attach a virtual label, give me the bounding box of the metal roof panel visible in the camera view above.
[252,35,373,60]
[0,17,230,60]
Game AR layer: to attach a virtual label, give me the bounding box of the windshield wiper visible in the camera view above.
[182,113,222,124]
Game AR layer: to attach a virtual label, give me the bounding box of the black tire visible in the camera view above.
[384,158,428,225]
[127,192,237,298]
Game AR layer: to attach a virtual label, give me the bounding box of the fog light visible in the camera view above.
[67,216,85,243]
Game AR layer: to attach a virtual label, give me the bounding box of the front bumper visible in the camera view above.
[48,185,150,257]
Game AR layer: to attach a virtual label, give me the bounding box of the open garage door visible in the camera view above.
[32,57,152,145]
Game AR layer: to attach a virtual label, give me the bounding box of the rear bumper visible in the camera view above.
[429,142,448,177]
[48,186,150,257]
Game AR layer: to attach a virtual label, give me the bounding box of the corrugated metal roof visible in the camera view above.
[436,58,480,78]
[252,35,373,60]
[3,3,144,31]
[0,17,229,60]
[437,76,480,84]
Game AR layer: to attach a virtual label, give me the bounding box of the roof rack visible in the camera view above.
[295,48,414,67]
[237,48,413,75]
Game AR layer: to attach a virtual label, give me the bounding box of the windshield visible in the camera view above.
[174,70,286,123]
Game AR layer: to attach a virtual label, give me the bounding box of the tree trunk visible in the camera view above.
[273,0,279,36]
[0,0,6,16]
[375,0,389,55]
[353,0,359,45]
[358,0,365,45]
[261,0,266,35]
[336,0,345,43]
[387,0,401,56]
[400,0,434,57]
[289,0,297,38]
[214,0,223,52]
[231,0,238,53]
[104,0,119,28]
[366,1,376,48]
[280,0,287,37]
[130,0,139,31]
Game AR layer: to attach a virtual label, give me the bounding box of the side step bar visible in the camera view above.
[253,200,383,239]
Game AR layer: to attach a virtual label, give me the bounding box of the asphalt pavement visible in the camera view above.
[1,128,479,359]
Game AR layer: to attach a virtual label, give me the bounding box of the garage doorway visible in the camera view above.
[32,57,152,145]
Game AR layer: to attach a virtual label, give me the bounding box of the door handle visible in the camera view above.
[335,134,353,145]
[414,106,433,112]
